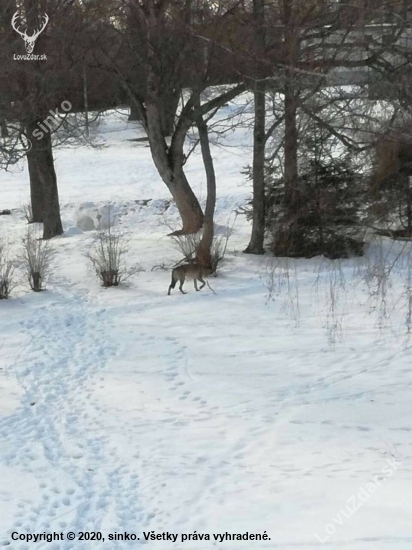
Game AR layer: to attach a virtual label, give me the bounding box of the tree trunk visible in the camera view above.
[284,0,299,206]
[244,80,266,254]
[145,90,204,234]
[194,91,216,267]
[128,103,141,122]
[26,121,44,223]
[128,88,179,135]
[27,150,44,223]
[1,119,8,138]
[120,50,245,235]
[29,128,63,239]
[244,0,266,255]
[160,87,180,136]
[40,133,63,239]
[83,65,89,138]
[284,84,298,203]
[169,166,205,234]
[406,174,412,233]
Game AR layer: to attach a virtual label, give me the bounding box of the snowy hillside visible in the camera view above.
[1,109,411,549]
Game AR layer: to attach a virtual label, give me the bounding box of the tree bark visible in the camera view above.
[145,87,204,234]
[39,136,63,239]
[1,119,8,138]
[122,70,245,234]
[26,121,44,223]
[169,166,205,234]
[244,79,266,254]
[160,87,180,136]
[194,91,216,267]
[244,0,266,255]
[29,128,63,239]
[283,0,299,207]
[128,103,141,122]
[284,85,298,203]
[134,88,180,131]
[27,150,44,223]
[23,0,62,236]
[83,65,89,138]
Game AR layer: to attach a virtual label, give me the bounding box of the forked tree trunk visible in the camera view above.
[245,0,266,255]
[160,87,180,137]
[145,88,204,234]
[169,165,204,234]
[194,92,216,267]
[125,66,244,234]
[128,88,179,136]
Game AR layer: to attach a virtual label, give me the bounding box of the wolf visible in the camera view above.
[168,263,215,295]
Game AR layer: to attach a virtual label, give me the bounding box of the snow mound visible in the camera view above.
[74,202,118,231]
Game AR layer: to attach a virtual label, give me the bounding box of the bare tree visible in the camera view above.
[100,0,247,234]
[1,0,118,238]
[244,0,266,255]
[193,89,216,267]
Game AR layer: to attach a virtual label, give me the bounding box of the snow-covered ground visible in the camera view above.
[1,108,412,549]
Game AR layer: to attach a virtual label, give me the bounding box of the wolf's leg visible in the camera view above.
[179,279,187,294]
[198,277,206,290]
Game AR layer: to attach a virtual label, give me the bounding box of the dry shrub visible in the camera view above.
[87,229,126,287]
[23,203,33,224]
[171,221,234,272]
[87,218,139,287]
[0,240,16,299]
[170,232,200,264]
[22,229,52,292]
[265,257,300,325]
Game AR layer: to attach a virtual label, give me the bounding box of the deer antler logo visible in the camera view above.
[11,11,49,54]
